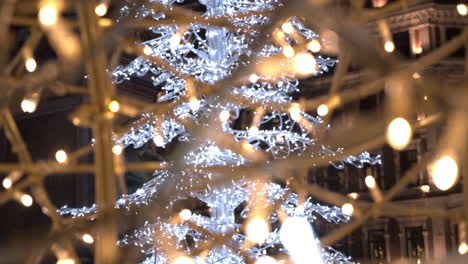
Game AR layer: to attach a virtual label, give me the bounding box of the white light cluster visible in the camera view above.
[60,1,381,264]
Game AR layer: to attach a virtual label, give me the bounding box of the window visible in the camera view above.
[368,229,386,261]
[405,227,425,261]
[400,149,418,185]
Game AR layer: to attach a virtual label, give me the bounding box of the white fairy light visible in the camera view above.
[289,103,302,121]
[459,242,468,255]
[430,155,458,191]
[365,175,376,189]
[255,256,277,264]
[384,40,395,53]
[55,150,68,164]
[108,100,120,113]
[281,21,294,34]
[179,209,192,221]
[307,39,321,53]
[317,104,328,117]
[38,2,58,26]
[143,46,153,55]
[21,194,33,207]
[172,256,195,264]
[280,217,324,264]
[95,3,108,17]
[386,117,412,150]
[249,73,260,83]
[282,45,295,58]
[246,217,270,244]
[292,52,317,76]
[25,57,37,72]
[82,233,94,244]
[457,3,468,16]
[188,97,200,111]
[341,203,354,216]
[219,110,230,122]
[57,258,75,264]
[112,145,123,155]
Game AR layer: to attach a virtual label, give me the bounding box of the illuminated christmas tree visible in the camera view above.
[60,1,380,263]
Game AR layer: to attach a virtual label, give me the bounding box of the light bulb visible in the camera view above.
[412,72,421,79]
[292,52,317,76]
[95,3,108,16]
[57,258,75,264]
[249,126,259,138]
[317,104,329,117]
[282,45,295,58]
[219,110,230,122]
[179,209,192,220]
[280,217,323,264]
[82,233,94,244]
[2,178,12,189]
[39,3,58,26]
[55,150,67,164]
[249,73,259,83]
[413,46,423,54]
[384,41,395,53]
[188,97,200,111]
[281,21,294,34]
[307,39,321,53]
[112,145,123,155]
[420,185,430,193]
[143,46,153,56]
[365,175,376,189]
[459,242,468,255]
[457,4,468,16]
[21,194,33,207]
[289,103,302,121]
[21,95,38,113]
[255,256,277,264]
[172,256,195,264]
[246,217,270,244]
[386,117,412,150]
[341,203,354,216]
[153,134,165,147]
[25,58,37,72]
[348,192,359,199]
[108,100,120,113]
[170,33,182,49]
[430,155,458,191]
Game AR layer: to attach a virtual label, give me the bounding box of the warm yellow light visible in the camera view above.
[82,233,94,244]
[172,256,196,264]
[275,134,284,143]
[21,98,38,113]
[179,209,192,221]
[348,192,359,199]
[25,58,37,72]
[424,95,428,101]
[112,145,123,155]
[143,46,153,56]
[95,3,108,17]
[384,41,395,53]
[108,100,120,113]
[420,185,430,193]
[307,39,321,53]
[246,217,270,244]
[249,73,259,83]
[365,175,376,189]
[55,150,68,164]
[255,256,277,264]
[341,203,354,216]
[98,18,113,27]
[170,33,182,49]
[413,46,423,54]
[242,141,255,153]
[281,21,294,34]
[219,110,230,122]
[21,194,33,207]
[457,4,468,16]
[459,242,468,255]
[39,3,58,26]
[386,117,412,150]
[2,178,12,189]
[412,72,421,79]
[317,104,329,117]
[57,258,75,264]
[292,52,317,76]
[153,134,165,147]
[430,155,458,191]
[289,103,302,121]
[282,45,295,58]
[249,126,259,137]
[188,97,200,111]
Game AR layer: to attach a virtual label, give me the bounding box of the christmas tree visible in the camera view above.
[60,1,380,263]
